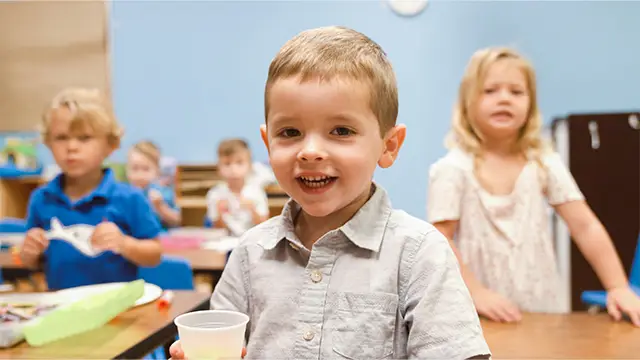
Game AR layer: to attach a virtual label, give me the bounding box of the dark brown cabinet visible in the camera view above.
[551,112,640,310]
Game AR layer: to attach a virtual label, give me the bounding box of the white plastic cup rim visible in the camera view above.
[174,310,250,333]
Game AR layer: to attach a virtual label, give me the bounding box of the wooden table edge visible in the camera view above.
[113,293,210,359]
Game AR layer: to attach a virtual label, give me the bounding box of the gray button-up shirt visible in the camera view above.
[211,184,491,359]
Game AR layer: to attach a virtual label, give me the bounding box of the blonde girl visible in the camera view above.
[127,140,181,230]
[428,47,640,325]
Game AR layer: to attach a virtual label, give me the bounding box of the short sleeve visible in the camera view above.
[427,159,466,223]
[160,186,180,210]
[129,191,162,239]
[25,188,45,230]
[402,230,491,359]
[544,153,585,205]
[206,186,222,221]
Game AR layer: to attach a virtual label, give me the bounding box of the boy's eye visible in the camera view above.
[77,135,92,141]
[331,127,354,136]
[53,135,68,142]
[278,128,301,138]
[483,88,496,94]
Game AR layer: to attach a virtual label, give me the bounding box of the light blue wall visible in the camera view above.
[5,1,637,218]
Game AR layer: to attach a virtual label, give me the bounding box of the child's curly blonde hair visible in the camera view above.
[446,47,550,160]
[41,87,123,148]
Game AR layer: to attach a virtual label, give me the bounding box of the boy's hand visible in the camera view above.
[90,221,125,254]
[21,228,49,263]
[148,189,165,208]
[169,340,247,359]
[217,199,230,214]
[607,286,640,327]
[472,286,522,323]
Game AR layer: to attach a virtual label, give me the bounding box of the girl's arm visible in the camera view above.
[555,200,628,290]
[434,220,521,323]
[556,200,640,326]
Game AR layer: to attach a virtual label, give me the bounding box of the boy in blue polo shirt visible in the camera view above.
[19,88,163,290]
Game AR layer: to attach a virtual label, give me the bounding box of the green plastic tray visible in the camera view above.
[23,280,144,346]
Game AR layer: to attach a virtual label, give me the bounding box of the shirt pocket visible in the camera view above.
[330,291,398,360]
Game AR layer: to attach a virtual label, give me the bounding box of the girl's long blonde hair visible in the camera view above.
[446,46,551,160]
[446,47,551,191]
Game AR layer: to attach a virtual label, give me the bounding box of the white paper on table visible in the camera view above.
[46,217,103,257]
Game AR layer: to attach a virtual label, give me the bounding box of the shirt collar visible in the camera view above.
[43,168,116,203]
[260,183,392,252]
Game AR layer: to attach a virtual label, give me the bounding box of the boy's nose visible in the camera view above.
[297,138,326,162]
[67,139,80,151]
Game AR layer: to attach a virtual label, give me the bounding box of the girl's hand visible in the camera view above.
[472,286,522,323]
[606,286,640,326]
[169,340,247,359]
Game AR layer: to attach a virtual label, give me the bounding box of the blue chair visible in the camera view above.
[581,234,640,312]
[139,256,195,359]
[0,218,28,285]
[138,255,194,291]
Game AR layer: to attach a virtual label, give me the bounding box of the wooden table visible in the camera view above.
[0,290,209,359]
[482,313,640,358]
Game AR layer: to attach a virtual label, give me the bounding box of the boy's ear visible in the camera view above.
[378,124,406,169]
[260,124,270,154]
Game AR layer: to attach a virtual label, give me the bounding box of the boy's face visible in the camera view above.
[218,151,252,183]
[262,77,405,218]
[474,59,530,141]
[47,108,115,179]
[126,150,158,189]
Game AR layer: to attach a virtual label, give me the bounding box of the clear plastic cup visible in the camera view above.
[174,310,249,360]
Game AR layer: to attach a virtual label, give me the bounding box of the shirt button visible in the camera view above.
[303,330,315,341]
[310,270,322,283]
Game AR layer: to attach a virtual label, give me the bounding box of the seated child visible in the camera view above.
[205,139,269,236]
[127,140,181,231]
[171,26,490,359]
[19,88,163,290]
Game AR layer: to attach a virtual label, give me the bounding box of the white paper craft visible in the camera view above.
[46,218,103,257]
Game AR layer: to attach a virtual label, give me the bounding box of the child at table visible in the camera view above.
[19,87,163,290]
[126,140,181,231]
[205,139,269,236]
[170,26,490,359]
[427,46,640,326]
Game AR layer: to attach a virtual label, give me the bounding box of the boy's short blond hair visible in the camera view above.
[265,26,398,136]
[132,140,161,168]
[41,87,123,148]
[218,138,250,158]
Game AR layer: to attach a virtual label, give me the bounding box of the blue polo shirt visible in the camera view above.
[25,169,162,290]
[143,183,180,232]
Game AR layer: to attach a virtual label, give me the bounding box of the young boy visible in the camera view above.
[127,140,182,231]
[19,88,163,290]
[171,26,490,359]
[205,138,269,236]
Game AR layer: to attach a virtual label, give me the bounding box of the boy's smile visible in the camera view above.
[262,76,405,223]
